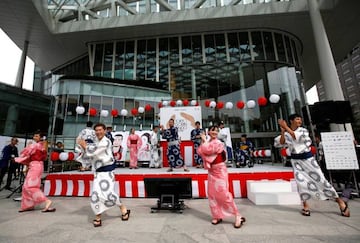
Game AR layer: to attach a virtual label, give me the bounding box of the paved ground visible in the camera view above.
[0,183,359,243]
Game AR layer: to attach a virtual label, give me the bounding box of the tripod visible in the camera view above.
[6,165,25,199]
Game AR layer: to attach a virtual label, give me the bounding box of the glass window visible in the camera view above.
[238,32,251,62]
[251,32,265,61]
[136,39,147,80]
[115,41,125,79]
[146,39,156,80]
[182,36,192,65]
[291,39,300,66]
[274,33,286,62]
[124,41,135,80]
[159,38,169,86]
[227,32,240,63]
[94,43,104,76]
[66,94,78,120]
[103,42,114,78]
[192,35,202,65]
[263,31,275,60]
[204,34,216,63]
[284,35,293,64]
[215,33,226,63]
[169,37,179,66]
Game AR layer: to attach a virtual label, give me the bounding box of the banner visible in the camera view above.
[159,106,202,141]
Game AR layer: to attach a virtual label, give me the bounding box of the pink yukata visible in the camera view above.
[197,138,242,220]
[127,133,142,168]
[15,141,49,211]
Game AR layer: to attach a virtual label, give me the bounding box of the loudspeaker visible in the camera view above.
[302,100,353,125]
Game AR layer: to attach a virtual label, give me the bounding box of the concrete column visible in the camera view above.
[307,0,352,133]
[238,66,249,133]
[191,69,196,99]
[4,105,19,136]
[15,40,29,88]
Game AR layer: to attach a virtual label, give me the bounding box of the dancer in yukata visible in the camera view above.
[149,126,161,168]
[75,121,96,171]
[190,121,204,168]
[15,131,56,213]
[160,118,189,172]
[78,123,130,227]
[276,113,350,217]
[127,128,142,169]
[197,125,245,228]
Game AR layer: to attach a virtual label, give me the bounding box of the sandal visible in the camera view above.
[340,203,350,217]
[301,209,311,216]
[234,217,246,228]
[93,219,102,227]
[42,208,56,213]
[18,207,35,213]
[121,209,131,221]
[211,219,223,225]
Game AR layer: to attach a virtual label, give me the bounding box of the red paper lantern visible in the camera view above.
[170,100,176,107]
[131,108,138,116]
[280,148,288,157]
[68,152,75,161]
[310,146,316,155]
[111,109,119,117]
[261,150,266,157]
[50,152,59,161]
[158,102,163,108]
[145,104,152,111]
[216,101,224,109]
[204,100,211,107]
[183,99,189,106]
[89,108,97,116]
[236,101,245,109]
[258,96,268,106]
[253,151,258,157]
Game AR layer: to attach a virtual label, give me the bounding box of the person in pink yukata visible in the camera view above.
[15,131,56,213]
[197,125,245,228]
[127,128,142,169]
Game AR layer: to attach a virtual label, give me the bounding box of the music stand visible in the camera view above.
[144,177,192,213]
[6,165,25,199]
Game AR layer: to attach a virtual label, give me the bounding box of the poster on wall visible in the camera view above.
[321,131,359,170]
[159,106,202,141]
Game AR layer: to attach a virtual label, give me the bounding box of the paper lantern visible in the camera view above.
[100,110,109,117]
[68,152,75,161]
[89,108,97,116]
[269,94,280,103]
[265,149,271,157]
[145,104,152,111]
[258,96,268,106]
[236,101,245,109]
[216,101,224,109]
[50,152,59,161]
[225,102,233,109]
[183,99,189,106]
[190,100,197,106]
[158,102,163,108]
[209,101,217,108]
[59,152,69,161]
[260,150,266,157]
[280,148,287,157]
[75,106,85,115]
[138,106,145,114]
[204,100,211,107]
[310,146,316,155]
[162,100,169,106]
[131,108,139,116]
[246,100,256,109]
[253,151,258,157]
[170,100,176,107]
[111,109,119,117]
[120,109,128,116]
[176,100,183,106]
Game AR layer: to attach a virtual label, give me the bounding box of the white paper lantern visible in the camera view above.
[265,149,271,157]
[225,102,233,109]
[246,100,256,109]
[100,110,109,117]
[162,100,169,106]
[190,100,197,106]
[120,109,128,116]
[286,148,291,156]
[269,94,280,103]
[209,101,217,108]
[75,106,85,115]
[138,106,145,114]
[176,100,183,106]
[59,152,69,161]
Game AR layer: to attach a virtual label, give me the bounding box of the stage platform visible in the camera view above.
[44,164,294,198]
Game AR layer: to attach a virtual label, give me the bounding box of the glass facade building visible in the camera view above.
[49,29,303,147]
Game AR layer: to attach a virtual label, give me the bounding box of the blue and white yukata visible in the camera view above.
[191,128,204,166]
[161,126,184,168]
[274,127,339,202]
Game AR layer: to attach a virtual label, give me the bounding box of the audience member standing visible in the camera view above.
[127,128,142,169]
[0,137,19,190]
[191,121,204,168]
[149,126,161,168]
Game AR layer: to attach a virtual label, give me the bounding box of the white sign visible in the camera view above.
[321,131,359,170]
[159,106,202,141]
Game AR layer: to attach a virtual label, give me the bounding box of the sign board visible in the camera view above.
[321,131,359,170]
[159,106,202,141]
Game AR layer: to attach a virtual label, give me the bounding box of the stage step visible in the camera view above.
[247,179,300,205]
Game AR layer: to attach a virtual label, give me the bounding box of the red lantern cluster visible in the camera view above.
[170,100,176,107]
[183,99,189,106]
[310,146,316,155]
[236,101,245,109]
[204,100,211,107]
[145,104,152,111]
[216,101,224,109]
[111,109,119,117]
[89,108,97,116]
[68,152,75,161]
[50,152,59,161]
[158,102,163,108]
[131,108,138,116]
[258,96,268,106]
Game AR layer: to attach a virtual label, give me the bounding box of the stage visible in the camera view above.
[44,163,294,198]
